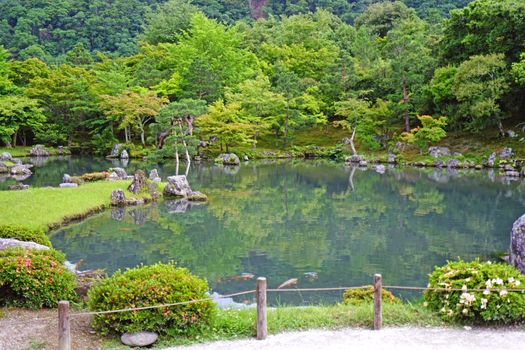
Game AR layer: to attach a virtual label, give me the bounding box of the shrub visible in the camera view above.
[81,172,109,182]
[424,259,525,324]
[0,248,77,308]
[343,286,400,305]
[0,225,52,247]
[87,263,215,335]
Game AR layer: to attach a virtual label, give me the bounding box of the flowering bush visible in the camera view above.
[87,263,215,335]
[424,259,525,323]
[0,248,77,308]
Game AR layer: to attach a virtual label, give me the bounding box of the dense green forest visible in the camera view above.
[0,0,524,157]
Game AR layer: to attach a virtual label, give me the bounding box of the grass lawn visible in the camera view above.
[102,302,443,349]
[0,146,70,157]
[0,180,155,230]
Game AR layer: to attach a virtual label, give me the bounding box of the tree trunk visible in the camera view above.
[175,148,180,176]
[283,112,289,150]
[350,127,357,156]
[402,77,410,132]
[124,126,129,143]
[140,125,145,145]
[226,144,229,153]
[21,130,27,146]
[12,132,17,147]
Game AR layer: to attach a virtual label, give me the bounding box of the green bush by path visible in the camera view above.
[0,225,52,247]
[343,286,400,305]
[0,248,77,308]
[0,180,155,230]
[424,259,525,324]
[88,263,215,335]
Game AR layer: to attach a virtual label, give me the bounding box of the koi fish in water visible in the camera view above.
[277,278,298,289]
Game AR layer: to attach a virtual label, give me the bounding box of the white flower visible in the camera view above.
[487,261,492,265]
[485,279,492,288]
[493,278,503,285]
[465,277,471,282]
[483,290,490,295]
[500,290,508,296]
[515,280,521,286]
[462,284,468,291]
[440,307,446,313]
[462,308,469,315]
[508,277,515,283]
[480,298,488,309]
[423,302,428,307]
[447,309,454,317]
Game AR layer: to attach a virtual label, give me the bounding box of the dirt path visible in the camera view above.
[163,326,525,350]
[0,308,102,350]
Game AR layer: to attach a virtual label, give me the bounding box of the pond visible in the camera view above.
[17,157,525,305]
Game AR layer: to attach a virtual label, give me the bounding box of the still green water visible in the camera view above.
[38,159,523,305]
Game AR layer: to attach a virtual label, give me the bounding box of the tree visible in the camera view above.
[99,89,167,145]
[355,1,417,37]
[401,115,447,153]
[0,95,45,147]
[452,54,509,133]
[0,46,13,95]
[512,54,525,86]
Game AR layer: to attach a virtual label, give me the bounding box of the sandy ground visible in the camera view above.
[164,327,525,350]
[0,308,102,350]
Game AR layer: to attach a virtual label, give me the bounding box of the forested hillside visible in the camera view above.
[0,0,470,60]
[1,0,524,158]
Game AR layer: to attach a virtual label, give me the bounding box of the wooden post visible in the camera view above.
[58,300,71,350]
[373,274,382,330]
[256,277,267,340]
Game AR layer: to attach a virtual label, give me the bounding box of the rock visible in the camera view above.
[374,164,386,174]
[58,146,65,155]
[0,162,8,173]
[475,164,483,170]
[10,165,32,176]
[487,152,497,167]
[499,147,514,160]
[387,154,397,164]
[108,172,119,180]
[506,170,520,177]
[28,144,49,157]
[510,214,525,273]
[109,144,123,158]
[121,332,158,347]
[506,130,517,138]
[63,174,72,183]
[0,238,49,251]
[359,160,368,167]
[345,155,364,163]
[163,175,192,198]
[60,183,78,188]
[434,160,445,168]
[109,167,127,179]
[127,170,146,194]
[187,190,208,202]
[243,155,249,161]
[447,159,460,169]
[428,146,450,158]
[504,164,515,171]
[0,152,12,161]
[111,189,126,206]
[215,153,240,165]
[8,184,29,190]
[149,169,161,182]
[120,149,129,159]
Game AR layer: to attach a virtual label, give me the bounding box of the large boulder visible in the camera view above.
[0,152,12,161]
[109,144,123,158]
[120,149,129,159]
[29,144,49,157]
[0,238,49,251]
[428,146,450,158]
[111,189,126,206]
[121,332,158,347]
[109,167,127,179]
[499,147,514,160]
[149,169,161,182]
[163,175,192,198]
[10,164,32,176]
[447,159,460,169]
[215,153,240,165]
[510,214,525,273]
[127,171,146,194]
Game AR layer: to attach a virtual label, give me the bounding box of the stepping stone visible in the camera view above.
[121,331,158,347]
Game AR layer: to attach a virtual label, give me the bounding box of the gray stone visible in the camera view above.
[345,155,364,163]
[447,159,460,169]
[374,164,386,174]
[487,152,497,167]
[28,144,49,157]
[0,238,49,251]
[428,146,450,158]
[506,130,517,138]
[111,189,126,206]
[510,214,525,273]
[109,167,127,179]
[243,155,249,161]
[108,172,119,180]
[120,149,129,159]
[163,175,192,197]
[215,153,240,165]
[8,184,29,190]
[504,164,515,171]
[505,170,520,177]
[358,160,368,167]
[59,183,78,188]
[10,165,32,176]
[149,169,161,182]
[120,332,158,347]
[63,174,72,183]
[109,144,123,158]
[475,164,483,170]
[127,171,146,194]
[0,162,8,173]
[0,152,12,161]
[434,160,445,168]
[499,147,514,160]
[387,154,397,164]
[187,190,208,202]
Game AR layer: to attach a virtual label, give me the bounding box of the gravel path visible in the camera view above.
[164,327,525,350]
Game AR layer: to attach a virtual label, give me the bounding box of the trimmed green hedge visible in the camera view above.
[343,285,400,305]
[0,248,77,308]
[88,263,215,335]
[0,225,52,247]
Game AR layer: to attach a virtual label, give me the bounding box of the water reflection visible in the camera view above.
[49,160,525,305]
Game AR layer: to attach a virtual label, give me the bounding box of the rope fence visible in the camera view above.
[55,274,525,350]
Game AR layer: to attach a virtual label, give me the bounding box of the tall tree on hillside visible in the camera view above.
[355,1,417,37]
[0,95,45,147]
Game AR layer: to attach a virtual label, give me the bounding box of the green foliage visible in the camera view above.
[355,1,417,37]
[402,115,447,151]
[343,286,400,305]
[87,263,215,335]
[0,225,52,247]
[0,95,46,147]
[0,248,76,308]
[424,259,525,324]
